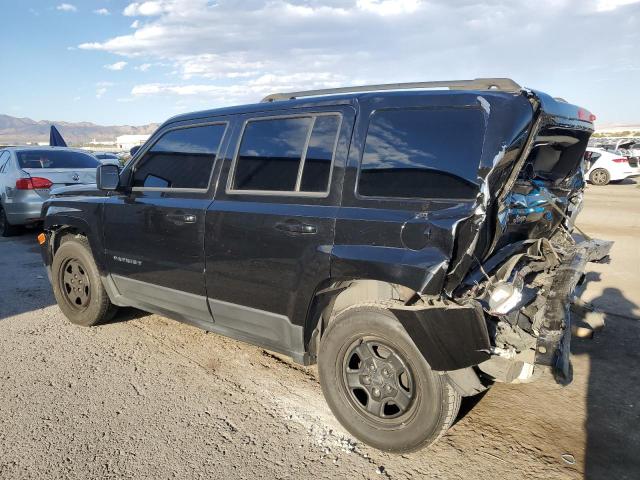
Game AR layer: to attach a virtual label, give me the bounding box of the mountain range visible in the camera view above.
[0,114,159,146]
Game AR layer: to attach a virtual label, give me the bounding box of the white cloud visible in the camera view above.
[95,81,114,99]
[56,3,77,12]
[76,0,640,122]
[123,1,167,16]
[131,72,347,105]
[104,61,128,71]
[597,0,640,10]
[136,63,153,71]
[356,0,421,15]
[94,8,110,15]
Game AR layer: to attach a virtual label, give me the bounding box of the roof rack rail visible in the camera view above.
[261,77,521,102]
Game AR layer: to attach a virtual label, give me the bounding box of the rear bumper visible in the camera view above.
[534,238,612,383]
[4,201,44,225]
[392,237,612,387]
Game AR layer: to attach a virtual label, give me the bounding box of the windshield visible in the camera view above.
[17,150,100,169]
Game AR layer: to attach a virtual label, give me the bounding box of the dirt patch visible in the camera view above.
[0,183,638,479]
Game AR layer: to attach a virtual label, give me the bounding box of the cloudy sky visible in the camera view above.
[1,0,639,126]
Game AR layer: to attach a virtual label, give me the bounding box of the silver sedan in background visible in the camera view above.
[0,147,99,236]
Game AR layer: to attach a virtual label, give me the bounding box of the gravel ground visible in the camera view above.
[0,182,639,480]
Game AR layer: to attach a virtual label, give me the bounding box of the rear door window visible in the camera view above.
[230,114,341,194]
[357,108,484,200]
[300,115,341,192]
[132,123,227,189]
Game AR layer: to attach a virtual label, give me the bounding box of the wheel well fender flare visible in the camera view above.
[304,278,417,360]
[46,218,105,273]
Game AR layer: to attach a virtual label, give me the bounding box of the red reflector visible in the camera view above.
[577,108,596,122]
[612,158,628,163]
[15,177,52,190]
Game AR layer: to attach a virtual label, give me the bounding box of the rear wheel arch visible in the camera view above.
[304,279,417,361]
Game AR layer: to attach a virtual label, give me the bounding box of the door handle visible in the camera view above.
[275,220,317,235]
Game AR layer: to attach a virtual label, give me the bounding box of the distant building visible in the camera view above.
[116,134,150,151]
[89,139,116,147]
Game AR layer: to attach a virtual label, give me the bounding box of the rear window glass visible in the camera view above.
[233,117,312,191]
[231,114,340,193]
[17,150,99,169]
[358,108,484,199]
[300,115,341,192]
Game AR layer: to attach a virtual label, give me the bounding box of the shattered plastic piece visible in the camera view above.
[488,281,523,315]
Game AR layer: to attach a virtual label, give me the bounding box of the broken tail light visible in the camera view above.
[15,177,53,190]
[578,108,596,122]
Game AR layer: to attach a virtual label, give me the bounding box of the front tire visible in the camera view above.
[318,304,460,453]
[590,168,610,185]
[51,236,117,326]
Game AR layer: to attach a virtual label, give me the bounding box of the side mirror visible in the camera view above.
[130,145,141,157]
[96,163,120,191]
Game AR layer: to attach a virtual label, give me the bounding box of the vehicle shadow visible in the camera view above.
[0,232,56,321]
[455,389,488,425]
[572,287,640,479]
[104,306,149,325]
[618,177,638,185]
[0,232,149,325]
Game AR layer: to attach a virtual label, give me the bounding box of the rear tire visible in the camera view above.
[590,168,610,186]
[0,205,20,237]
[318,304,460,453]
[51,236,117,326]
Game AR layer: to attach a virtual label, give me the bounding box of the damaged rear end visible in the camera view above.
[399,89,611,388]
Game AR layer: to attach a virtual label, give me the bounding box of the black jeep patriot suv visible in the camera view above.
[39,78,611,453]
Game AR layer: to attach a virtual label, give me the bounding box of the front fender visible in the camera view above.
[41,203,107,274]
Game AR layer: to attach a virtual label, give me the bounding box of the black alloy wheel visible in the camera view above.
[342,337,416,421]
[58,257,92,311]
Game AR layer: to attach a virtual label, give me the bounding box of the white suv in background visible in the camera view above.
[584,147,639,185]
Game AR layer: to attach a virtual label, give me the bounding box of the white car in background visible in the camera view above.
[584,147,639,185]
